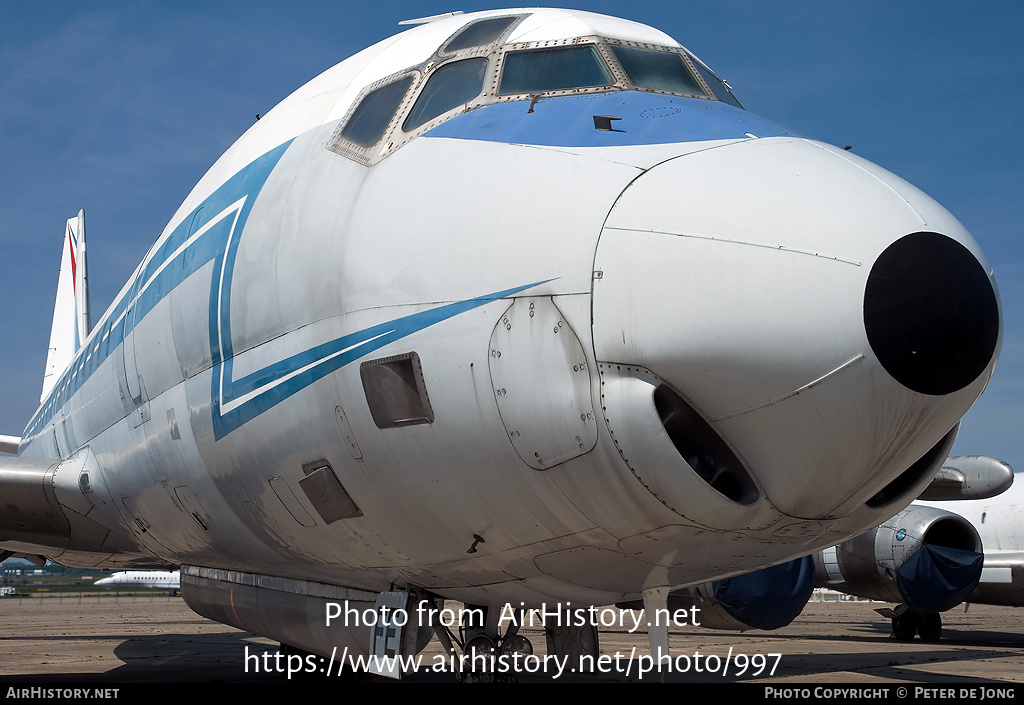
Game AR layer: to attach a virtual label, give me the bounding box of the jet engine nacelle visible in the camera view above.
[621,556,815,631]
[918,456,1015,501]
[814,504,983,614]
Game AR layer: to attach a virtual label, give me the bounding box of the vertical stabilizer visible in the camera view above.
[41,210,91,402]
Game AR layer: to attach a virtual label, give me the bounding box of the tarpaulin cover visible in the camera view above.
[897,544,983,613]
[713,555,815,630]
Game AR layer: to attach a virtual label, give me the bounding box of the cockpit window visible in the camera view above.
[404,58,488,131]
[443,16,517,53]
[499,45,613,95]
[611,45,705,97]
[340,75,414,147]
[329,27,746,166]
[688,60,743,108]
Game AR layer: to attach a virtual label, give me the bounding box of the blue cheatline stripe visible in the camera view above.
[210,279,551,439]
[22,134,553,444]
[24,141,293,440]
[424,90,796,147]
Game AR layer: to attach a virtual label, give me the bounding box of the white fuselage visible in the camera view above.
[13,9,1000,611]
[95,570,180,590]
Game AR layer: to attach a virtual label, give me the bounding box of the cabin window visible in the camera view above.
[340,75,415,147]
[499,45,613,95]
[443,16,517,53]
[611,45,705,96]
[404,58,488,131]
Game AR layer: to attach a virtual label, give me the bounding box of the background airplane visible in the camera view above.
[0,4,1011,676]
[812,461,1018,640]
[675,460,1020,641]
[95,569,180,595]
[648,457,1013,635]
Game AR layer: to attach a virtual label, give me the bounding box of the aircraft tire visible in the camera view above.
[918,613,942,642]
[891,611,919,641]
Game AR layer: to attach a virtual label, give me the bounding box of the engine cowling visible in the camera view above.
[918,455,1015,501]
[814,504,983,613]
[620,556,815,631]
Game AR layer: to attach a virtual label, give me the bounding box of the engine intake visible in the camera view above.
[815,504,983,613]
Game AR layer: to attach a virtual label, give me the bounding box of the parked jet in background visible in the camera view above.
[655,457,1014,637]
[0,9,1003,676]
[675,458,1017,641]
[812,458,1013,640]
[813,463,1022,641]
[923,476,1024,609]
[95,570,180,595]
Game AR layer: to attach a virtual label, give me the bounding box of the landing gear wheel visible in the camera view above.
[891,610,919,641]
[918,612,942,642]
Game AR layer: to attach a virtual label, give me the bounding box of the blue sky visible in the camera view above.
[1,1,1022,479]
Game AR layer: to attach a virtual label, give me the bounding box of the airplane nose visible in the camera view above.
[592,137,1001,522]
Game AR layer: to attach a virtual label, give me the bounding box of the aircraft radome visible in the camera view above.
[0,8,1003,678]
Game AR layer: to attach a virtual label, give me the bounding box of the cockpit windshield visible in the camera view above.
[498,45,613,95]
[611,45,705,97]
[341,75,414,148]
[404,58,487,131]
[443,16,518,53]
[331,17,745,165]
[687,59,743,108]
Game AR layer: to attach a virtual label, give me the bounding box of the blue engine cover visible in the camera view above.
[897,544,984,613]
[712,555,815,630]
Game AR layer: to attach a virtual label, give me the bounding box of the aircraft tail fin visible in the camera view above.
[40,210,91,403]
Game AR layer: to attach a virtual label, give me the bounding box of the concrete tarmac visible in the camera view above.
[1,594,1023,684]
